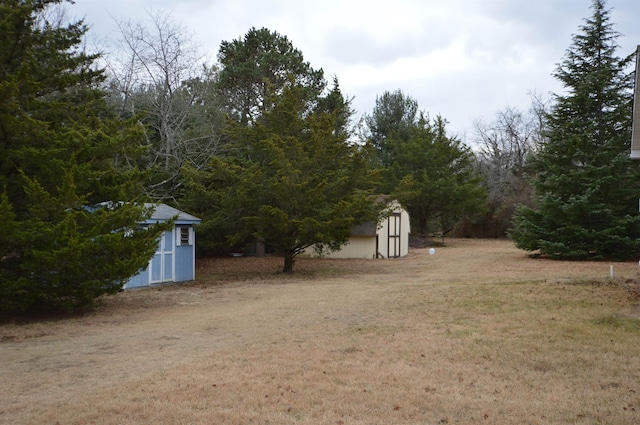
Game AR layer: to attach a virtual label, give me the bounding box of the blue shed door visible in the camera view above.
[150,230,174,283]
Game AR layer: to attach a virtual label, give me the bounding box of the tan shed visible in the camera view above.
[307,200,410,259]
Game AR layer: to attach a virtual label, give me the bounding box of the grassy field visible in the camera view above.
[2,239,640,424]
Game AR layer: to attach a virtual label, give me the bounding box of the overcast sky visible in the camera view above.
[70,0,640,142]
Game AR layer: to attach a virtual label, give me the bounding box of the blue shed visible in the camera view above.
[124,204,201,289]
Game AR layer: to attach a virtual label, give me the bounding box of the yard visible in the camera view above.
[2,239,640,424]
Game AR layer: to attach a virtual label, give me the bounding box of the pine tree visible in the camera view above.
[0,0,165,313]
[510,0,640,260]
[364,89,419,167]
[216,27,326,127]
[184,81,379,272]
[388,115,486,236]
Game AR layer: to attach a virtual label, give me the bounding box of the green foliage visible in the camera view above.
[510,0,640,260]
[184,27,377,269]
[0,0,164,313]
[362,90,485,235]
[1,202,165,313]
[184,82,379,272]
[364,89,419,166]
[217,27,326,127]
[316,76,356,140]
[386,115,486,235]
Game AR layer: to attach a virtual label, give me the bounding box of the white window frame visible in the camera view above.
[176,226,193,246]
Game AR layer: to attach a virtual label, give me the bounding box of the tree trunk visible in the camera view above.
[282,252,294,273]
[418,216,428,237]
[255,238,265,257]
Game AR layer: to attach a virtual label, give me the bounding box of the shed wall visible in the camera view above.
[125,268,150,289]
[175,227,196,282]
[316,236,377,259]
[124,225,197,289]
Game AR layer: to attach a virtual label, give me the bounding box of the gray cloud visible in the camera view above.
[323,18,456,67]
[67,0,640,136]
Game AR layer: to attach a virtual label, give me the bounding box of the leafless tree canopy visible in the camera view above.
[104,10,226,202]
[473,97,548,205]
[458,96,548,237]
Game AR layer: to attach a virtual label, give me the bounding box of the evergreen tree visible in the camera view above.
[389,115,486,236]
[189,28,365,259]
[364,89,419,167]
[316,76,356,140]
[184,81,379,272]
[0,0,165,313]
[216,27,326,127]
[510,0,640,260]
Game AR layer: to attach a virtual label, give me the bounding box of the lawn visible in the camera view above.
[2,239,640,424]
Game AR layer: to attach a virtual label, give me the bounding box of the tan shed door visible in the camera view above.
[388,213,402,258]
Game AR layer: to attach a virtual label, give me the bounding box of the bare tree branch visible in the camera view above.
[104,10,226,201]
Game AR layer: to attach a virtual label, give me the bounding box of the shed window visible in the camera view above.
[178,227,191,246]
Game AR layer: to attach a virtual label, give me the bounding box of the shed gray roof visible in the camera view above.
[143,203,201,225]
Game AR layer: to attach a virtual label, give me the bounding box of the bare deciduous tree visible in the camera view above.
[105,10,226,202]
[474,98,547,205]
[466,97,549,236]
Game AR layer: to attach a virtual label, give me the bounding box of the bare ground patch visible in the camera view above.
[2,239,640,424]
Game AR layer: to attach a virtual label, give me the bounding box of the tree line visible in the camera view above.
[1,0,638,313]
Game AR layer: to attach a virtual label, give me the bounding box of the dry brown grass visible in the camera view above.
[2,239,640,424]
